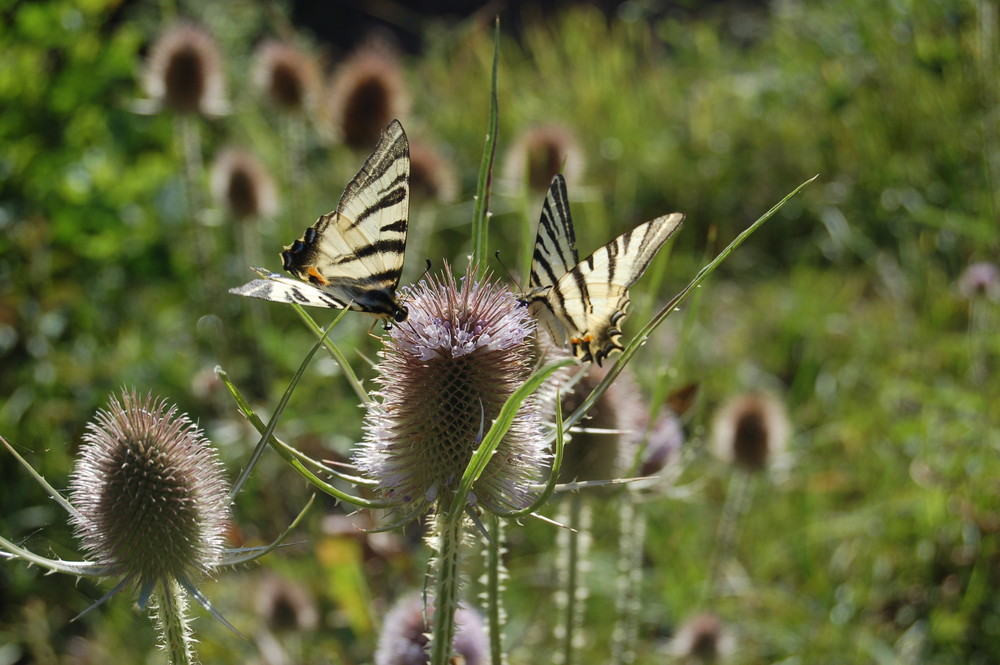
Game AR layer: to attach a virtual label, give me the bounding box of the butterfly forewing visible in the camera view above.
[231,120,410,321]
[529,174,578,291]
[525,174,685,365]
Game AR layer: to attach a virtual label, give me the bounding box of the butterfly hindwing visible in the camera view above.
[526,175,684,365]
[231,120,410,322]
[553,213,684,364]
[229,268,352,308]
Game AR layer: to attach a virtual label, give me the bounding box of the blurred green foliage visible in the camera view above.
[1,0,997,663]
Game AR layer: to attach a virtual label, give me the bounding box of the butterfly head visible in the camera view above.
[392,305,409,323]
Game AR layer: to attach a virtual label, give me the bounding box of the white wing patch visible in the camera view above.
[229,120,411,322]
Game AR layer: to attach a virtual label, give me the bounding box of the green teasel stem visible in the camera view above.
[154,578,197,665]
[429,509,466,665]
[485,512,508,665]
[556,493,589,665]
[611,495,644,665]
[701,469,753,605]
[471,17,500,275]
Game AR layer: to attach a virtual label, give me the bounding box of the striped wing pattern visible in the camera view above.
[529,174,578,291]
[229,120,410,322]
[527,176,684,365]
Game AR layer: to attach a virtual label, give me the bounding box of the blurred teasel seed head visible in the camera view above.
[558,363,645,483]
[68,390,231,585]
[408,141,459,204]
[355,266,543,519]
[143,23,227,116]
[254,571,318,633]
[209,147,279,220]
[504,124,585,191]
[669,613,735,663]
[958,261,1000,301]
[327,41,410,150]
[374,593,488,665]
[253,40,320,113]
[710,392,789,473]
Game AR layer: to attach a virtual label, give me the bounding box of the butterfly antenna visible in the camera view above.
[494,249,523,291]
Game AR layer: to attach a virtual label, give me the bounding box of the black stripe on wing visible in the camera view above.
[530,174,578,290]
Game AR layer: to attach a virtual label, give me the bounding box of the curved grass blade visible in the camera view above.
[292,303,369,404]
[560,175,818,435]
[471,17,501,274]
[227,315,344,500]
[446,357,575,521]
[492,389,565,518]
[217,368,393,510]
[1,436,83,522]
[219,495,315,566]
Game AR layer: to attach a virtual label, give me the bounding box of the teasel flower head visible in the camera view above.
[68,390,231,589]
[254,571,319,633]
[408,141,459,204]
[504,124,585,191]
[253,40,321,113]
[669,613,735,663]
[143,23,227,116]
[374,592,488,665]
[326,41,411,150]
[958,261,1000,301]
[209,147,279,220]
[355,265,544,520]
[558,363,645,483]
[709,392,789,473]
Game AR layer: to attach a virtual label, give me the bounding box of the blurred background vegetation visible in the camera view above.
[1,0,997,663]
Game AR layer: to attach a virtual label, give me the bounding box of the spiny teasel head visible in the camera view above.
[374,592,488,665]
[958,261,1000,301]
[408,141,458,204]
[327,41,410,150]
[252,40,320,113]
[709,392,789,473]
[504,124,585,191]
[143,23,227,116]
[68,390,230,586]
[254,571,319,633]
[355,265,543,519]
[209,147,279,220]
[669,613,735,663]
[558,363,645,483]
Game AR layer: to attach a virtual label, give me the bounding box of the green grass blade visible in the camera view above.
[446,357,575,521]
[1,436,82,522]
[292,303,370,404]
[217,366,392,510]
[471,17,501,274]
[493,389,565,518]
[219,495,315,566]
[226,316,342,500]
[562,175,818,434]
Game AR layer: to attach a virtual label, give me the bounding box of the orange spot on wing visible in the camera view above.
[306,267,328,285]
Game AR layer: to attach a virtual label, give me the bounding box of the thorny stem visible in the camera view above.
[429,509,465,665]
[485,512,507,665]
[612,495,645,665]
[702,469,753,604]
[154,578,196,665]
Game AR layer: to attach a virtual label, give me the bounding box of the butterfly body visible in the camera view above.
[525,175,684,365]
[230,120,410,322]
